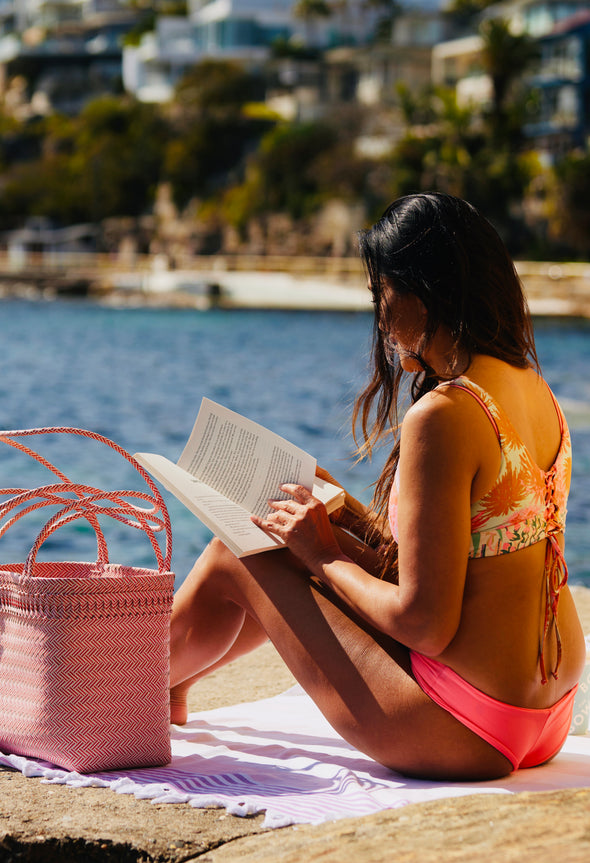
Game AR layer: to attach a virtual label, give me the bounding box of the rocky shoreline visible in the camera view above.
[1,585,589,862]
[1,257,590,316]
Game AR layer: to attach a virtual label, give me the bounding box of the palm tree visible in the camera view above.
[362,0,402,42]
[294,0,332,17]
[293,0,332,48]
[480,17,539,144]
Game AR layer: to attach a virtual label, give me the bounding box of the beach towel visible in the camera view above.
[1,684,589,830]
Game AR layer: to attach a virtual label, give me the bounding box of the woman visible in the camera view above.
[169,192,585,780]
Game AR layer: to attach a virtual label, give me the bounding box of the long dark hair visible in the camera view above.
[353,192,539,576]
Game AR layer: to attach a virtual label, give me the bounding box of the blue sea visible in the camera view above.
[1,299,589,587]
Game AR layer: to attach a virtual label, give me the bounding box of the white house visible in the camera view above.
[123,0,381,103]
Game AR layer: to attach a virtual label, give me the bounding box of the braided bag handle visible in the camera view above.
[0,484,110,564]
[0,427,172,579]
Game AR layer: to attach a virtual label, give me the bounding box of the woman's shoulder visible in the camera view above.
[400,385,495,492]
[404,374,493,419]
[402,382,486,444]
[401,370,514,462]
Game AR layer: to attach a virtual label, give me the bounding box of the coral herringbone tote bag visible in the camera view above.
[0,427,174,773]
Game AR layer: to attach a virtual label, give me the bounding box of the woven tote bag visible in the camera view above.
[0,427,175,773]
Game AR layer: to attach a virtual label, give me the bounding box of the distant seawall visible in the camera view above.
[1,252,589,316]
[515,262,590,318]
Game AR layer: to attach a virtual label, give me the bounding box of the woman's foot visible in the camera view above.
[170,685,189,726]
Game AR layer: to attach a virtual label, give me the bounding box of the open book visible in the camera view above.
[134,398,345,557]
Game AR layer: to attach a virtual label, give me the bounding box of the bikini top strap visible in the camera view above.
[446,377,566,449]
[441,379,501,443]
[543,380,566,436]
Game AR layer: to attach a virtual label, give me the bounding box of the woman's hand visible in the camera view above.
[251,484,342,575]
[315,466,388,546]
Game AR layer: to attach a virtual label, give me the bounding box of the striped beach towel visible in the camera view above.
[1,685,589,829]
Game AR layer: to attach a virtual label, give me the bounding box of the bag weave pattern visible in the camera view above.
[0,428,175,773]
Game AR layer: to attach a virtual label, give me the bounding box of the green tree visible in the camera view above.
[164,114,268,208]
[0,153,88,227]
[123,11,157,46]
[385,84,536,249]
[363,0,402,42]
[164,61,271,208]
[172,60,264,120]
[71,96,167,220]
[220,121,340,230]
[0,113,47,169]
[293,0,332,46]
[293,0,332,20]
[480,17,539,146]
[0,96,167,226]
[444,0,496,28]
[548,153,590,257]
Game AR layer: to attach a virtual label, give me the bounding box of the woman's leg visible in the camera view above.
[170,611,268,725]
[169,527,384,722]
[170,527,380,717]
[170,536,512,780]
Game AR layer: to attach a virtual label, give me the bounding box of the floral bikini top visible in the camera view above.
[388,376,572,683]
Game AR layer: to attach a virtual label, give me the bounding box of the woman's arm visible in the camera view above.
[254,391,480,655]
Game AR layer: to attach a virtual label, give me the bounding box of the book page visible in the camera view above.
[178,399,316,519]
[135,400,346,557]
[133,454,283,556]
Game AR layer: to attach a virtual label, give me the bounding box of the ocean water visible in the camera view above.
[1,299,589,587]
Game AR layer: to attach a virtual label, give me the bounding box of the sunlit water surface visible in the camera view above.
[1,300,589,587]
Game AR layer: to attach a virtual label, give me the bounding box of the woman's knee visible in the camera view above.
[199,538,244,586]
[203,536,234,566]
[199,537,266,607]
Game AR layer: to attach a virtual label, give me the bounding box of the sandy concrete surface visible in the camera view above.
[1,586,590,862]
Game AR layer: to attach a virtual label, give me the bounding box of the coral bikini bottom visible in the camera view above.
[410,651,577,771]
